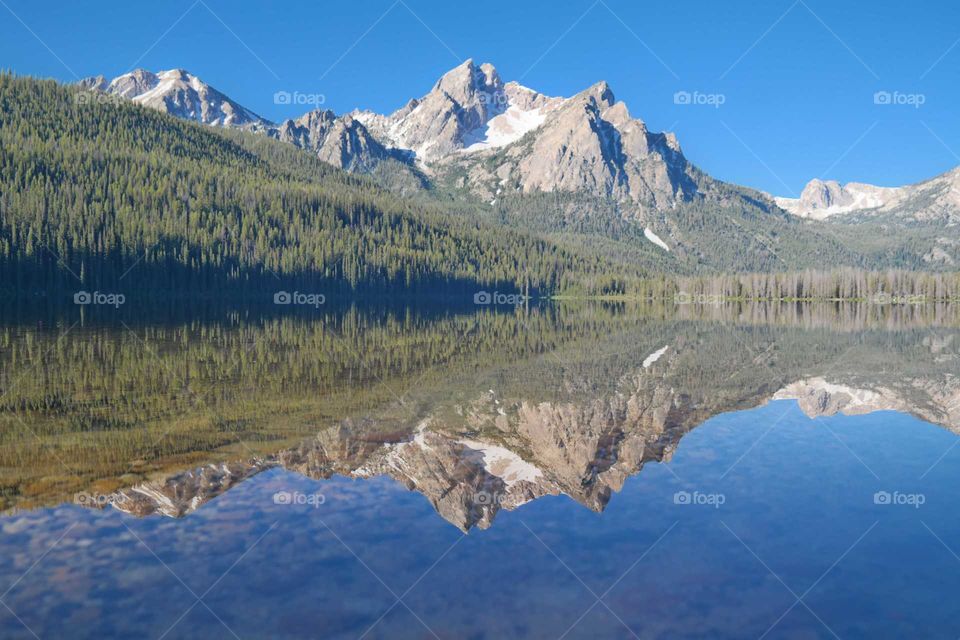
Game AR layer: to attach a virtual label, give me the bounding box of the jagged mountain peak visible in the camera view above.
[77,74,108,92]
[271,107,397,174]
[576,79,616,108]
[432,58,503,96]
[364,59,513,160]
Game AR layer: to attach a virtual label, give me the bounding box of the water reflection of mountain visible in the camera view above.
[94,311,960,531]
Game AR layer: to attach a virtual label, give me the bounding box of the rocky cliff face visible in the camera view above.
[441,80,696,209]
[353,60,512,161]
[110,460,273,518]
[271,110,395,173]
[351,59,700,209]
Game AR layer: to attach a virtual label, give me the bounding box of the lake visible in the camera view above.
[1,300,959,639]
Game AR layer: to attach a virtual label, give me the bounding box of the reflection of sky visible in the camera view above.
[3,401,960,639]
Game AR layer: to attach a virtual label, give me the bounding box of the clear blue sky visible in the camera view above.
[2,0,959,196]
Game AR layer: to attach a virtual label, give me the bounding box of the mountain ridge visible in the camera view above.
[73,62,960,271]
[776,169,960,225]
[81,62,960,229]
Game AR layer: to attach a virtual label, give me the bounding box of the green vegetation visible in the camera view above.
[0,73,639,297]
[1,74,957,301]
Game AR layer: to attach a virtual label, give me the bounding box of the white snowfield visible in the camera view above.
[462,104,550,151]
[644,227,671,251]
[460,84,566,153]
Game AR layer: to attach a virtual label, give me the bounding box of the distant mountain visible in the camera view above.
[269,109,414,180]
[79,69,419,186]
[775,179,902,220]
[81,68,272,130]
[776,170,960,226]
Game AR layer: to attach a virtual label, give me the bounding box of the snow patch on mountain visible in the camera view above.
[462,105,549,151]
[644,228,671,251]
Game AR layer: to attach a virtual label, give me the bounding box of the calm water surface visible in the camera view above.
[1,302,959,639]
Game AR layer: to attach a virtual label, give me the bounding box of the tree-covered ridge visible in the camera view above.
[0,74,637,296]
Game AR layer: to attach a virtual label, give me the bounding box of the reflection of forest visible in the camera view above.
[1,301,958,518]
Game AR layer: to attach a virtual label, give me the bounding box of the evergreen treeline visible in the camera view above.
[0,74,637,297]
[676,268,960,301]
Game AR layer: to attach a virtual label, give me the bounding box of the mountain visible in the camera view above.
[79,69,419,185]
[775,179,902,220]
[83,68,273,130]
[776,169,960,225]
[271,110,386,170]
[353,59,705,212]
[351,60,523,160]
[772,171,960,268]
[268,109,424,191]
[81,61,730,213]
[67,62,960,272]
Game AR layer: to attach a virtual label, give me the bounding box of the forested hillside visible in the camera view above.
[0,74,637,297]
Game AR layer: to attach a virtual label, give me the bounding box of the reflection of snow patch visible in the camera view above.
[643,345,670,368]
[644,228,670,251]
[411,421,433,450]
[459,439,542,487]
